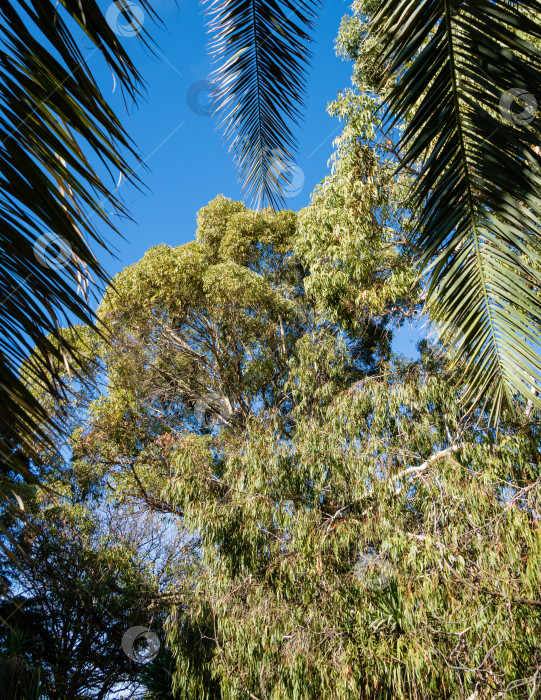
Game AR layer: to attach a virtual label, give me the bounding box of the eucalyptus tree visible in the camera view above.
[76,193,406,503]
[152,93,541,700]
[19,177,541,698]
[43,180,414,699]
[164,347,541,699]
[0,0,318,601]
[77,181,541,698]
[22,181,410,696]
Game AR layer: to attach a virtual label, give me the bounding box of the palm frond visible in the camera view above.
[0,1,160,604]
[371,0,541,421]
[206,0,320,207]
[0,0,156,464]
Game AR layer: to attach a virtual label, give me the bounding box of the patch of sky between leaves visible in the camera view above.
[391,320,423,359]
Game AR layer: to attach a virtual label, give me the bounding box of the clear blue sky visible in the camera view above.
[90,0,420,356]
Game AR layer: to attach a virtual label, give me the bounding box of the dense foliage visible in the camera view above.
[6,191,540,699]
[3,3,541,698]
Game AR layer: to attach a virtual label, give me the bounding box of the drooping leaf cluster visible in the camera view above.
[365,0,541,422]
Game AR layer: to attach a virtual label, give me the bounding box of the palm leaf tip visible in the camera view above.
[205,0,320,208]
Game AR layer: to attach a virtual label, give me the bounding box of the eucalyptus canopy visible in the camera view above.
[20,189,541,699]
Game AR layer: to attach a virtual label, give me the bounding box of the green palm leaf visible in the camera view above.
[0,0,156,465]
[371,0,541,421]
[206,0,320,207]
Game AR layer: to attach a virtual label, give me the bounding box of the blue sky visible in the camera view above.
[90,0,420,356]
[93,0,350,266]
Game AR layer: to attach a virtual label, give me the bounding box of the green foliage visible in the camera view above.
[29,190,540,698]
[15,191,401,697]
[295,88,418,329]
[162,350,541,698]
[0,456,189,698]
[14,12,541,683]
[96,195,391,441]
